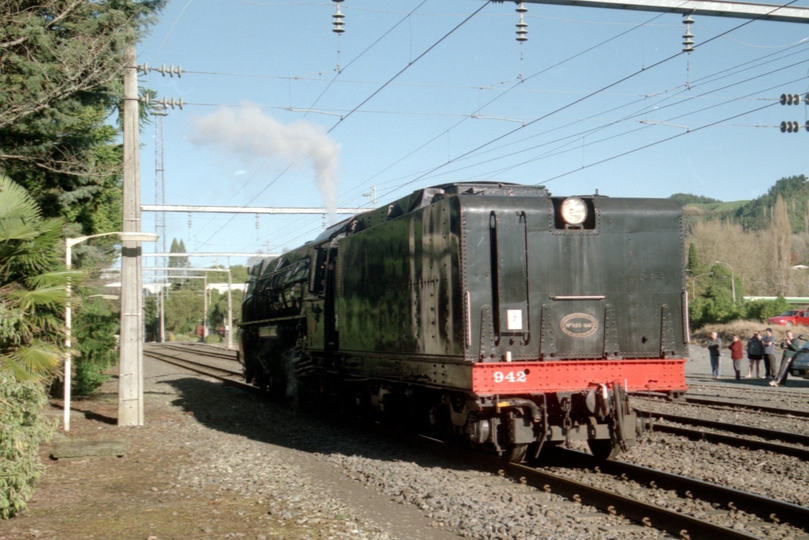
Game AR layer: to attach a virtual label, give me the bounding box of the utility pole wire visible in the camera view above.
[326,1,492,134]
[194,0,432,250]
[440,76,807,184]
[414,62,809,182]
[373,0,801,202]
[537,102,779,185]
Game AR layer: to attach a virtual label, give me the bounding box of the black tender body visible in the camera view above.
[239,182,688,460]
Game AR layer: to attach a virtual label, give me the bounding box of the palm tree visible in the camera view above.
[0,176,72,380]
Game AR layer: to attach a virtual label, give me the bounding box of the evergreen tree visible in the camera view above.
[0,0,166,230]
[686,243,702,273]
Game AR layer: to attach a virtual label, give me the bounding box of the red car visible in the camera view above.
[768,309,809,327]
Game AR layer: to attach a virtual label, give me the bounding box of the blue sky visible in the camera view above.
[135,0,809,267]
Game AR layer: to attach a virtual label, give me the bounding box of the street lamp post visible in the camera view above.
[688,271,713,299]
[63,231,158,431]
[716,260,736,303]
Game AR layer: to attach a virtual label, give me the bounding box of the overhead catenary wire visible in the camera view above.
[396,59,809,185]
[238,27,808,255]
[237,12,807,255]
[170,0,800,258]
[188,1,432,246]
[195,1,491,254]
[430,75,808,186]
[367,0,803,204]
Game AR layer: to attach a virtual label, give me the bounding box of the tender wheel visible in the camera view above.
[504,444,528,463]
[587,439,620,460]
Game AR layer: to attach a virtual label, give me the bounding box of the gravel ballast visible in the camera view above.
[1,344,807,539]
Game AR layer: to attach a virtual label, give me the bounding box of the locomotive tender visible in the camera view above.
[239,182,688,460]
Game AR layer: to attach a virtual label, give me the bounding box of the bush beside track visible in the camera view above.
[0,374,53,519]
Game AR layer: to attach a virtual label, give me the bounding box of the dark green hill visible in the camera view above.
[674,174,808,233]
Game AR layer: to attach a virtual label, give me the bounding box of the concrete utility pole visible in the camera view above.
[227,268,233,350]
[202,273,208,340]
[120,44,144,427]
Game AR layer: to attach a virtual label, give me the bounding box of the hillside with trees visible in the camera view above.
[678,174,809,327]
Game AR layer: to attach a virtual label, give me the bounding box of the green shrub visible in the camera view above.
[744,296,790,323]
[690,295,791,330]
[0,374,54,519]
[72,299,119,395]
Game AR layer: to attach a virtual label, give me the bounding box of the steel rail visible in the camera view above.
[636,409,809,446]
[644,422,809,460]
[682,396,809,418]
[632,392,809,419]
[143,351,791,539]
[504,459,761,539]
[158,343,238,362]
[548,449,809,529]
[394,432,766,539]
[143,349,243,379]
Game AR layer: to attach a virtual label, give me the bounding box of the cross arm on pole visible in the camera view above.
[509,0,809,23]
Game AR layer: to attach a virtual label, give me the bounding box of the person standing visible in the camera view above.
[728,335,744,381]
[746,331,764,378]
[707,331,722,379]
[770,330,801,387]
[762,328,777,379]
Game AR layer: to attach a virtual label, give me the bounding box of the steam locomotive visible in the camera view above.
[239,182,688,461]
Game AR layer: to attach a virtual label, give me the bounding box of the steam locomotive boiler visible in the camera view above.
[239,182,688,460]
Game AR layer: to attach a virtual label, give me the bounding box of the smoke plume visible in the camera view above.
[190,103,339,218]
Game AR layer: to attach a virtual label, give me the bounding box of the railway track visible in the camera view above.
[156,342,239,361]
[145,344,809,539]
[634,391,809,419]
[635,409,809,460]
[535,449,809,539]
[143,343,243,382]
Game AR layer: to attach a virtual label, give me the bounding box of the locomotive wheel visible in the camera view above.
[587,439,620,460]
[504,444,528,463]
[428,405,451,440]
[253,367,269,391]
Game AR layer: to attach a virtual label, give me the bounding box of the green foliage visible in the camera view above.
[671,193,721,205]
[164,287,203,336]
[0,373,54,519]
[209,288,244,329]
[204,334,222,344]
[72,298,119,395]
[689,296,789,329]
[686,243,702,273]
[731,175,809,233]
[229,265,249,284]
[169,238,190,268]
[0,0,166,235]
[745,296,790,323]
[0,176,71,380]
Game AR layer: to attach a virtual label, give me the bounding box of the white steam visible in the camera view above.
[190,103,339,218]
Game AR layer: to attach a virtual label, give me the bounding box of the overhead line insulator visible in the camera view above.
[780,93,802,105]
[516,2,528,42]
[142,96,184,110]
[136,63,183,78]
[333,0,345,34]
[682,14,695,53]
[780,120,801,133]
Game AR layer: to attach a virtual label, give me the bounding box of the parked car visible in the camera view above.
[767,309,809,327]
[789,343,809,379]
